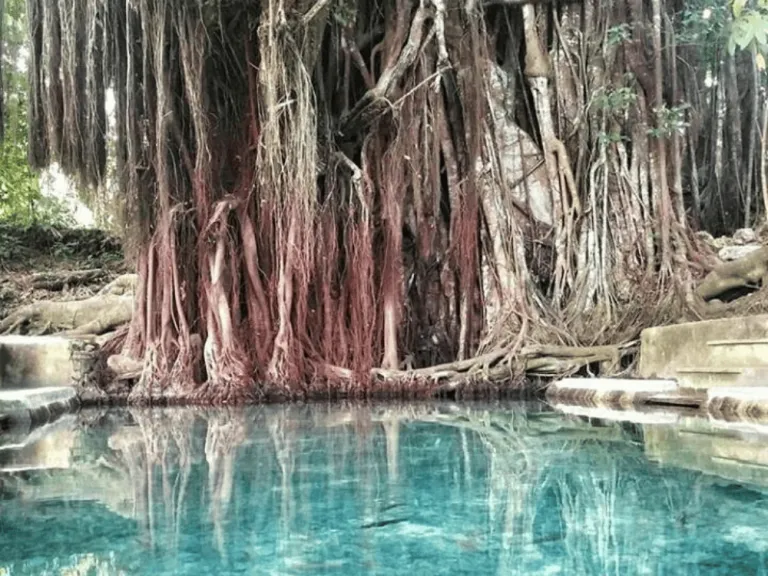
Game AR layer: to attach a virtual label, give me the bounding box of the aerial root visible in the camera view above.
[323,341,637,394]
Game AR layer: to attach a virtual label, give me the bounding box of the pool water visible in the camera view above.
[2,402,768,575]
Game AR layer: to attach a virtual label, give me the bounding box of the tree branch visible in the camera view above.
[301,0,333,26]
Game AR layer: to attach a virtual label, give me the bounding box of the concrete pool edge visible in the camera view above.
[547,377,768,424]
[0,387,80,436]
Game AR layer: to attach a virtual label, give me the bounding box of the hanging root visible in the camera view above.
[22,0,754,403]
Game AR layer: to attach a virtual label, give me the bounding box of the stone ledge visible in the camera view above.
[639,315,768,378]
[0,387,79,433]
[553,378,677,393]
[707,387,768,420]
[552,403,681,425]
[546,377,678,408]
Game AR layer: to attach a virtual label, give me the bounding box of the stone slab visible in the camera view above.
[552,377,677,393]
[0,335,75,388]
[705,341,768,371]
[546,378,678,409]
[706,386,768,421]
[552,403,681,425]
[673,367,768,390]
[707,387,768,401]
[639,315,768,378]
[0,387,79,432]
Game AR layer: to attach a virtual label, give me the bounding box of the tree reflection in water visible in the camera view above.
[3,402,768,575]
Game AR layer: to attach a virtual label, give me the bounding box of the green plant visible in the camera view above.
[728,0,768,68]
[648,104,691,138]
[0,0,76,227]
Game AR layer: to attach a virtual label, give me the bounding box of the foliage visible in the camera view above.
[606,24,631,47]
[728,0,768,68]
[0,0,75,227]
[649,104,691,138]
[678,1,731,49]
[0,223,122,268]
[0,119,76,226]
[594,86,637,115]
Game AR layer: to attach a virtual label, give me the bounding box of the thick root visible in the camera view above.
[0,294,134,335]
[30,269,109,291]
[107,354,144,380]
[97,274,138,296]
[696,246,768,301]
[324,342,636,393]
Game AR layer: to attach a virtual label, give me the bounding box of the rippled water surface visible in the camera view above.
[2,402,768,575]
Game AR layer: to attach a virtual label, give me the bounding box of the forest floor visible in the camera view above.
[0,225,128,322]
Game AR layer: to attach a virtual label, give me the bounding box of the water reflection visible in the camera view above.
[1,402,768,575]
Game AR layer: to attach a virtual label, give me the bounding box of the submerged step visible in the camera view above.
[0,414,77,472]
[708,387,768,401]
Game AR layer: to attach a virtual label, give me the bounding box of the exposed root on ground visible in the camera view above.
[323,341,638,393]
[29,269,109,291]
[0,293,134,336]
[696,247,768,301]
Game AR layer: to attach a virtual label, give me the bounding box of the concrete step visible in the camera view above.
[675,367,768,390]
[645,390,706,408]
[639,315,768,378]
[704,339,768,368]
[708,387,768,402]
[706,386,768,420]
[553,403,682,425]
[546,377,677,407]
[0,335,75,389]
[548,377,677,396]
[0,387,79,431]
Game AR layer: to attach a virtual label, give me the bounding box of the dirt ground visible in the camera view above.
[0,225,128,322]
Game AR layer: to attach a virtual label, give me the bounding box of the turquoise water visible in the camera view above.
[2,402,768,575]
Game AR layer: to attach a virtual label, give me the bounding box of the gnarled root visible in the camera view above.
[696,247,768,301]
[324,342,636,395]
[0,294,134,335]
[30,269,109,291]
[98,274,138,296]
[108,354,144,380]
[192,337,257,405]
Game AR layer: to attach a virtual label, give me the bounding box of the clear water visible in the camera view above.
[2,402,768,575]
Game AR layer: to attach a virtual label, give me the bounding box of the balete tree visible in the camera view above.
[13,0,768,403]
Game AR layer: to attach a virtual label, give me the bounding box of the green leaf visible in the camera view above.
[733,0,747,17]
[731,18,754,49]
[728,34,738,54]
[746,12,768,45]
